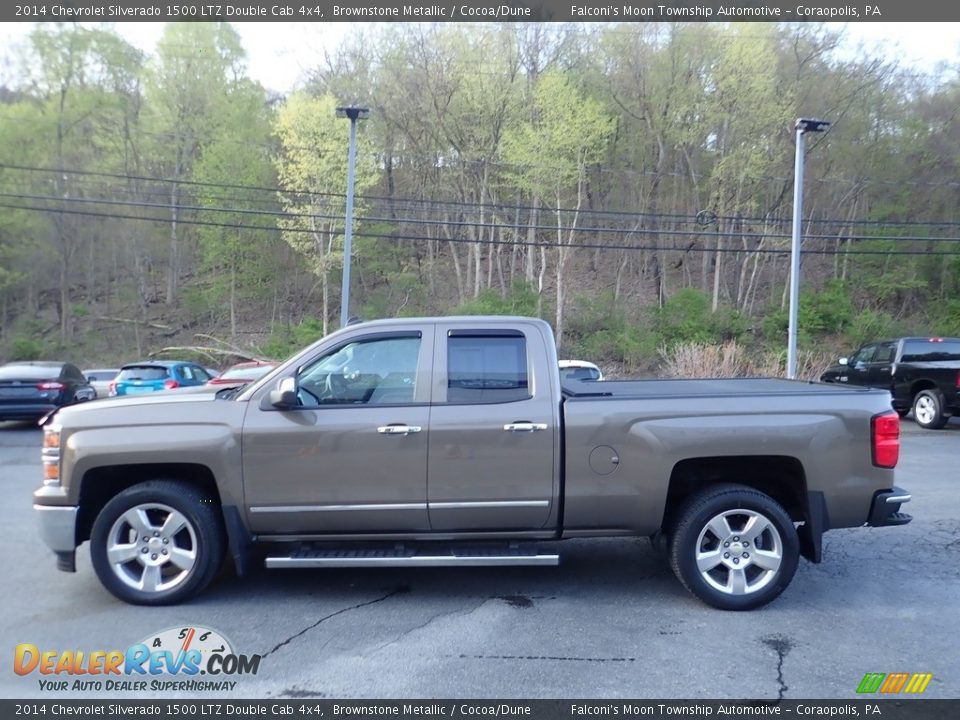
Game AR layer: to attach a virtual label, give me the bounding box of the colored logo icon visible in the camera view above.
[857,673,933,694]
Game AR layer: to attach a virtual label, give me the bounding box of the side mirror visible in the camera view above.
[267,377,299,409]
[86,376,95,383]
[838,357,848,366]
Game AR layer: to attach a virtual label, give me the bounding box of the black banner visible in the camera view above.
[4,0,960,24]
[1,700,959,720]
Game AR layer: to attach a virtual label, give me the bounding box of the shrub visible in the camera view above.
[9,337,44,361]
[455,281,540,317]
[660,341,832,381]
[651,288,747,348]
[257,317,325,360]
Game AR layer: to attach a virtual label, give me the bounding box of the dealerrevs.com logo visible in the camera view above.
[14,626,260,692]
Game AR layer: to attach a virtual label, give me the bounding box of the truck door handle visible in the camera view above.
[377,425,422,435]
[503,422,548,432]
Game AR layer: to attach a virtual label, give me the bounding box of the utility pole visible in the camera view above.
[788,118,830,379]
[335,106,370,328]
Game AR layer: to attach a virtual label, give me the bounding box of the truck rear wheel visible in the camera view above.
[90,480,225,605]
[668,485,799,611]
[912,389,948,429]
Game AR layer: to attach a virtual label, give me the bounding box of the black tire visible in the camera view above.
[90,480,225,605]
[668,484,799,611]
[912,389,948,429]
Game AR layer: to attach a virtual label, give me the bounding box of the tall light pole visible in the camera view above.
[787,117,830,379]
[336,106,369,328]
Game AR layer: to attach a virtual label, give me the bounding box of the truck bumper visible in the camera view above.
[866,487,913,527]
[34,504,78,572]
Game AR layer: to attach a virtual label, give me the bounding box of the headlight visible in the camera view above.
[42,423,62,486]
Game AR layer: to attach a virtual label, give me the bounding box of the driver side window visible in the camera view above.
[297,335,421,407]
[851,345,877,365]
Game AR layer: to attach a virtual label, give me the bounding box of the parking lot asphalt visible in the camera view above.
[1,417,957,700]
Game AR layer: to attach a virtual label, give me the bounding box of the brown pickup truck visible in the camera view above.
[34,316,911,610]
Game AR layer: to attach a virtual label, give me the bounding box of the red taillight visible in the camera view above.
[108,381,117,396]
[163,379,179,390]
[37,382,65,391]
[871,411,900,469]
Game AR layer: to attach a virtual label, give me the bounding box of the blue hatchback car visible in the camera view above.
[110,361,213,396]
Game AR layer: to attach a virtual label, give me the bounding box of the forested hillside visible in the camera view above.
[1,22,959,374]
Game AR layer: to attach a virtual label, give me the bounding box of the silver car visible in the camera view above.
[82,368,119,399]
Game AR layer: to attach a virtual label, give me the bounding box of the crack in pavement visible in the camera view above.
[366,600,486,657]
[261,585,410,659]
[762,635,792,702]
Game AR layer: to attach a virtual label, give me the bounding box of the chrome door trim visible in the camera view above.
[428,500,550,509]
[250,503,429,514]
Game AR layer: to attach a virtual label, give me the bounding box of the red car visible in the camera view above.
[206,360,278,386]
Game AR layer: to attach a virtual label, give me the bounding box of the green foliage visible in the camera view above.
[928,299,960,337]
[8,337,44,361]
[847,310,903,347]
[257,318,326,361]
[564,292,647,365]
[764,281,855,345]
[455,282,540,317]
[652,289,747,348]
[502,70,614,199]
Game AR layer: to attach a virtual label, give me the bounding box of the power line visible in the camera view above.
[6,190,960,245]
[5,200,960,258]
[5,162,960,231]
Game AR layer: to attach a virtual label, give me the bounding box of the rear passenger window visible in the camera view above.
[447,333,529,404]
[901,340,960,362]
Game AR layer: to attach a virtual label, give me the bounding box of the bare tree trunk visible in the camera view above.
[321,272,329,336]
[525,197,539,283]
[443,220,466,305]
[537,245,547,318]
[229,262,237,337]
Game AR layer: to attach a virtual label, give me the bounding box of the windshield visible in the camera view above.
[117,366,170,381]
[560,366,601,381]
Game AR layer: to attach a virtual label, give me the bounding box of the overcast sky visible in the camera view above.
[2,22,959,93]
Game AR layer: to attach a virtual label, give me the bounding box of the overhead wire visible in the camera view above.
[4,200,960,258]
[4,162,960,229]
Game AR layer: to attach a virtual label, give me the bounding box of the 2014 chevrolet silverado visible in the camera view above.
[34,317,911,610]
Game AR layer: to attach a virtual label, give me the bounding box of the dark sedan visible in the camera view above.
[0,361,95,423]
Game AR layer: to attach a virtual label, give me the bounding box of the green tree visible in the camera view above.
[273,92,378,335]
[503,70,613,350]
[193,79,276,337]
[144,22,246,307]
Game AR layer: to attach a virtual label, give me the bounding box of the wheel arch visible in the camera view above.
[77,464,221,545]
[908,378,938,403]
[663,455,823,562]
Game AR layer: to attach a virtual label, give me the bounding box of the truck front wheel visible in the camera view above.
[90,480,225,605]
[669,485,799,611]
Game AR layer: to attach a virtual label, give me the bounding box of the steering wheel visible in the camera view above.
[323,372,348,401]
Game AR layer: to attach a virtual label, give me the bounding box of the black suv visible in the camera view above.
[0,361,96,423]
[821,337,960,429]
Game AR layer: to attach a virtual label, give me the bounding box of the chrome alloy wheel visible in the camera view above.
[695,509,783,595]
[105,503,198,593]
[914,395,936,425]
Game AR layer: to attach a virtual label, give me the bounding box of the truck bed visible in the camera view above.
[562,377,880,399]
